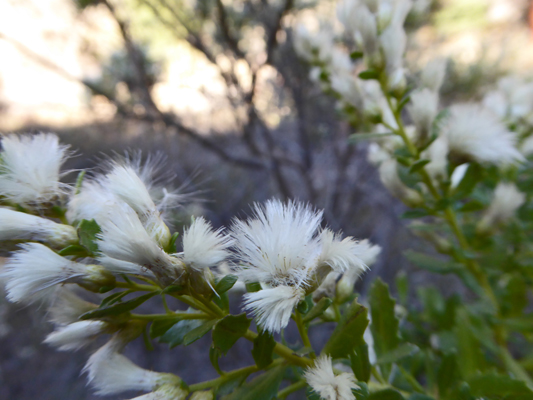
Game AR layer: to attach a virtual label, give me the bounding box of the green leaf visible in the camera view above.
[150,318,183,339]
[297,295,313,315]
[160,319,204,348]
[359,70,380,80]
[252,331,276,369]
[407,395,435,400]
[457,200,485,212]
[77,219,102,254]
[452,163,483,199]
[404,250,461,274]
[353,382,369,399]
[350,344,371,382]
[369,279,399,378]
[80,291,158,320]
[437,352,459,398]
[350,51,363,60]
[215,275,238,295]
[398,95,411,112]
[100,290,131,307]
[401,209,431,219]
[161,285,186,295]
[57,245,90,257]
[183,319,219,345]
[224,364,286,400]
[246,282,261,292]
[367,389,404,400]
[454,308,487,378]
[212,314,250,354]
[467,372,533,397]
[348,132,394,143]
[322,299,368,359]
[409,159,431,174]
[74,170,86,195]
[166,232,180,253]
[499,315,533,332]
[303,297,333,323]
[210,346,223,375]
[375,343,419,364]
[217,371,250,397]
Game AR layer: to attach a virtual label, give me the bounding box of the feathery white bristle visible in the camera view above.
[304,355,358,400]
[318,229,371,274]
[442,104,524,165]
[244,285,305,333]
[2,243,90,303]
[0,133,70,208]
[182,217,232,271]
[0,208,77,247]
[47,288,98,325]
[84,338,172,395]
[44,320,107,351]
[231,199,323,286]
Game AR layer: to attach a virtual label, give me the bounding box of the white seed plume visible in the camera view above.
[66,180,120,225]
[96,203,180,279]
[441,104,524,165]
[84,337,176,395]
[2,243,97,303]
[181,217,232,271]
[231,199,323,286]
[127,384,189,400]
[0,133,70,208]
[318,229,371,274]
[354,5,379,61]
[421,58,447,93]
[408,89,439,139]
[47,288,98,325]
[243,285,305,333]
[0,208,77,248]
[304,355,358,400]
[423,136,449,180]
[479,182,525,230]
[44,320,108,351]
[378,159,423,206]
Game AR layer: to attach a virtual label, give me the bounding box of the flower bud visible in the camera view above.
[78,265,116,292]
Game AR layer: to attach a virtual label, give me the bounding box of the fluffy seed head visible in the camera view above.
[479,182,525,230]
[243,285,305,333]
[84,337,177,395]
[0,208,78,248]
[2,243,93,303]
[441,104,524,166]
[44,320,108,351]
[0,133,70,208]
[47,288,98,325]
[231,199,323,286]
[304,355,358,400]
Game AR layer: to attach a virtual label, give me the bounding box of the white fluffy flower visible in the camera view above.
[441,104,524,165]
[181,217,232,271]
[66,180,120,225]
[0,208,77,248]
[96,203,181,281]
[84,337,176,395]
[48,288,98,325]
[318,229,371,275]
[0,133,70,208]
[421,58,447,93]
[44,320,108,351]
[354,5,379,60]
[331,72,363,109]
[409,89,439,139]
[479,182,525,230]
[231,199,323,286]
[304,355,358,400]
[2,243,109,303]
[423,136,449,180]
[243,285,305,333]
[127,385,189,400]
[378,159,423,206]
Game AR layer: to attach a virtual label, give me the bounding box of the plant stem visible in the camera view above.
[131,312,210,321]
[244,329,313,368]
[277,380,307,399]
[293,311,315,358]
[115,281,159,292]
[188,364,260,391]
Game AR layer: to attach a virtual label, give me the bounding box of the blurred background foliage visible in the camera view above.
[1,0,533,398]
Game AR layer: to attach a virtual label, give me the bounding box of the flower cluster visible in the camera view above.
[0,132,379,399]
